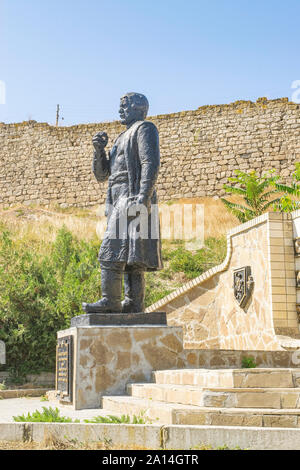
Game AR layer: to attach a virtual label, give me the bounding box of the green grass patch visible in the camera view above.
[13,406,79,423]
[84,413,149,424]
[0,382,6,391]
[241,356,257,368]
[165,237,226,279]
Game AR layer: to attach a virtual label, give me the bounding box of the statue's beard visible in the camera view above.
[119,114,127,124]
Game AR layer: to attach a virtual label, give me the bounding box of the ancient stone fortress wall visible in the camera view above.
[0,97,299,207]
[146,211,299,351]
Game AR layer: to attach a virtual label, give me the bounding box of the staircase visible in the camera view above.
[101,368,300,428]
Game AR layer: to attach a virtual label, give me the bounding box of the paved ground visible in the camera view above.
[0,397,117,422]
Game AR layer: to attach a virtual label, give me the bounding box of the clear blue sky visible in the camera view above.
[1,0,300,126]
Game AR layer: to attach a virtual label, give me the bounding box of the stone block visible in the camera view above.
[57,324,184,409]
[71,312,167,327]
[209,412,262,427]
[0,423,25,442]
[263,415,298,428]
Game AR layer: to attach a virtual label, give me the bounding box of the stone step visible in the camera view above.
[101,395,300,427]
[152,368,300,389]
[128,383,300,409]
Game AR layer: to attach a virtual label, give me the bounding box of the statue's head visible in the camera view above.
[119,92,149,126]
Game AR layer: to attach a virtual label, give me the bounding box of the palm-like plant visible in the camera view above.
[273,163,300,212]
[221,170,281,223]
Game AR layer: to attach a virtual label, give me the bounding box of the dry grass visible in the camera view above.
[0,439,237,450]
[0,197,240,247]
[0,439,154,450]
[0,205,99,253]
[175,196,239,238]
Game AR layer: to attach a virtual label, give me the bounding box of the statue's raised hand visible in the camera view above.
[93,132,108,153]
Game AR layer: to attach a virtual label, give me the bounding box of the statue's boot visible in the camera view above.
[122,271,145,313]
[82,268,122,313]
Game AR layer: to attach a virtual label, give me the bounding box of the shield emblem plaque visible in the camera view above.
[233,266,254,309]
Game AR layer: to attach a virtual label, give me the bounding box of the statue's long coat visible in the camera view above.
[93,120,163,271]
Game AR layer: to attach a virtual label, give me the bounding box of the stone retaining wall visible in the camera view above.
[147,212,299,350]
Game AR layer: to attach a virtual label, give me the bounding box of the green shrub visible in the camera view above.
[13,406,79,423]
[0,381,6,390]
[144,237,226,305]
[0,226,101,379]
[167,237,227,279]
[241,356,257,368]
[273,163,300,212]
[222,165,300,222]
[221,169,280,223]
[84,413,148,424]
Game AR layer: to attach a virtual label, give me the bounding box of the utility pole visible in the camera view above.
[56,104,60,127]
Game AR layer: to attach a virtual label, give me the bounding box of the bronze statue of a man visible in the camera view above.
[82,92,163,314]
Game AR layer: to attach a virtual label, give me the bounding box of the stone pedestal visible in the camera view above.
[70,312,167,327]
[56,313,184,409]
